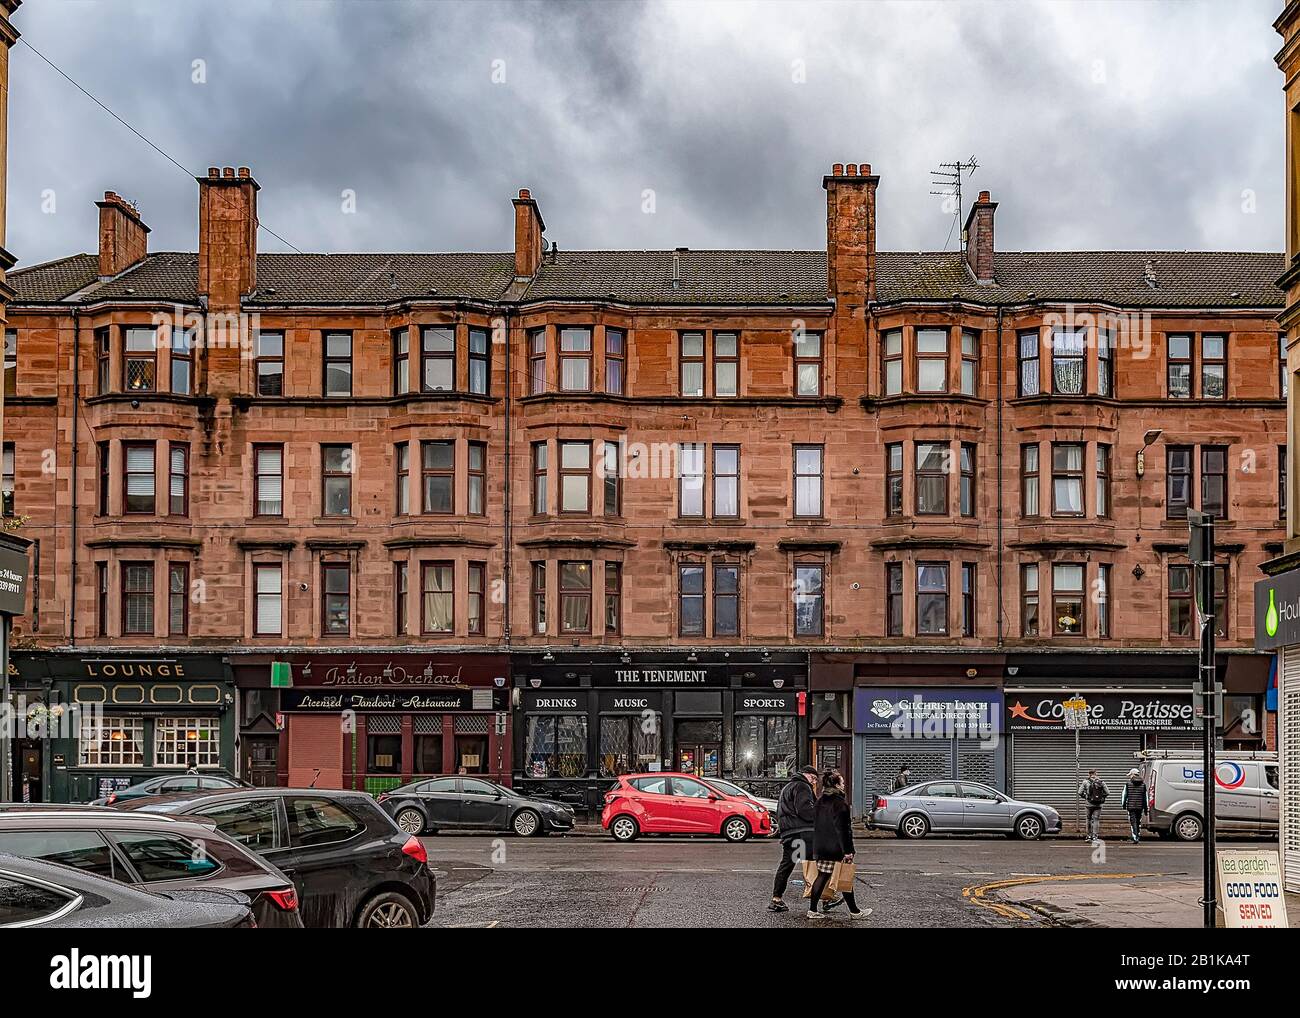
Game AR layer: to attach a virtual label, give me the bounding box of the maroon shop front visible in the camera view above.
[232,653,511,794]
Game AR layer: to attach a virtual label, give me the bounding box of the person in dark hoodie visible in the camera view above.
[769,765,821,912]
[1121,768,1147,843]
[806,770,871,920]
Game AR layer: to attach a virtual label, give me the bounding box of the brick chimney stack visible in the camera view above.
[963,190,997,285]
[823,162,879,309]
[512,188,546,279]
[197,166,259,311]
[95,191,149,278]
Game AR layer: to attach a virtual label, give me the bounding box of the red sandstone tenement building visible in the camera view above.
[2,163,1285,818]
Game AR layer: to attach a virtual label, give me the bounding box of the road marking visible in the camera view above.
[452,888,513,906]
[963,872,1166,924]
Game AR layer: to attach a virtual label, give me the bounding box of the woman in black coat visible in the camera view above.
[806,770,870,920]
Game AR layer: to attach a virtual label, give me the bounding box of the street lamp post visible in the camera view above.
[1188,509,1218,929]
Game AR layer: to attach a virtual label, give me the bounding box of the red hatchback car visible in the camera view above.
[601,772,772,843]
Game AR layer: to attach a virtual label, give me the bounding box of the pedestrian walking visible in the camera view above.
[768,765,819,912]
[891,765,912,791]
[806,770,871,920]
[1121,768,1147,843]
[1078,768,1109,842]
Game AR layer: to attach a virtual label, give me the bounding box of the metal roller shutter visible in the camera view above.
[1148,733,1202,752]
[956,739,998,786]
[858,735,949,797]
[1282,647,1300,892]
[1010,730,1142,832]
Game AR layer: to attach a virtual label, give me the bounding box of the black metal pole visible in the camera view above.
[1197,515,1217,929]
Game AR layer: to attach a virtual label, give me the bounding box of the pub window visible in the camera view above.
[793,445,823,517]
[532,441,548,514]
[915,442,948,515]
[916,561,948,636]
[605,562,622,634]
[560,560,592,633]
[468,327,490,395]
[321,444,353,517]
[2,329,14,397]
[886,561,903,636]
[80,715,144,767]
[961,563,976,638]
[122,562,155,635]
[1167,334,1191,398]
[422,561,454,634]
[679,562,705,636]
[1201,445,1227,518]
[794,563,824,636]
[421,440,454,514]
[254,445,283,516]
[1166,445,1192,519]
[367,717,402,775]
[1051,442,1084,516]
[321,562,351,635]
[1098,327,1114,397]
[395,442,410,515]
[123,326,157,392]
[915,327,948,393]
[1097,563,1111,639]
[713,445,739,518]
[1201,335,1226,399]
[96,562,109,637]
[603,441,622,517]
[1021,563,1039,637]
[394,561,408,637]
[421,326,455,392]
[524,715,588,778]
[714,331,739,397]
[255,330,284,396]
[124,442,156,514]
[559,326,592,391]
[680,331,705,396]
[1052,563,1084,636]
[713,563,740,637]
[1051,327,1085,394]
[467,441,486,516]
[734,716,797,779]
[599,715,661,777]
[323,331,352,396]
[1017,329,1040,396]
[170,327,194,395]
[528,328,547,395]
[154,717,220,769]
[959,443,976,517]
[96,327,111,394]
[559,440,591,514]
[168,443,188,516]
[794,329,822,397]
[392,326,409,393]
[0,444,12,517]
[960,329,979,396]
[605,328,626,395]
[886,443,903,517]
[1022,443,1040,517]
[168,562,188,636]
[882,328,903,395]
[679,443,705,517]
[254,563,282,637]
[532,562,547,634]
[468,562,485,636]
[1096,444,1111,518]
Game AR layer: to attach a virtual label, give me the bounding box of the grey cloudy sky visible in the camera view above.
[6,0,1285,266]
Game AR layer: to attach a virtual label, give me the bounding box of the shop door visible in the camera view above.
[286,715,343,789]
[244,736,279,788]
[813,738,846,775]
[13,740,41,802]
[677,743,720,777]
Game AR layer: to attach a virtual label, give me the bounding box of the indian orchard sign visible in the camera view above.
[1254,570,1300,651]
[1006,691,1194,731]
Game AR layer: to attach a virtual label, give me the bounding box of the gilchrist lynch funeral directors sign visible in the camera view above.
[1006,691,1194,731]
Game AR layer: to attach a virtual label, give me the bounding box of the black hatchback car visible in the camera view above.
[377,776,576,836]
[122,788,435,928]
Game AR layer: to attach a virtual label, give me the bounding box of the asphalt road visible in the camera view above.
[422,831,1234,928]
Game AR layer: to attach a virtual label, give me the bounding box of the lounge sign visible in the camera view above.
[1006,691,1194,731]
[1254,569,1300,651]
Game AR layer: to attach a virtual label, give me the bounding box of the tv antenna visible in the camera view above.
[929,155,979,250]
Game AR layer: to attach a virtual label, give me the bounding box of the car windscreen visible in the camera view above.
[706,780,744,797]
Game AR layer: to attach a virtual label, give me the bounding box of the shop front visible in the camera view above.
[513,651,807,811]
[1255,564,1300,890]
[12,652,236,803]
[231,653,510,796]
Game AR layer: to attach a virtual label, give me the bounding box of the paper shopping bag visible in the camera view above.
[835,861,856,892]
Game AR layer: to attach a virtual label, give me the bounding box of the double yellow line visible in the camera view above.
[963,872,1164,923]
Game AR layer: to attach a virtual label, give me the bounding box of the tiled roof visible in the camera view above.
[8,248,1285,309]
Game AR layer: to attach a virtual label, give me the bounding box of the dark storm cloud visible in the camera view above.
[6,0,1284,268]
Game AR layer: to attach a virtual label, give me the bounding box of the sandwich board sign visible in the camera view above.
[1216,849,1289,928]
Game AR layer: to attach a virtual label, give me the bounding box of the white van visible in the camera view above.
[1135,750,1279,841]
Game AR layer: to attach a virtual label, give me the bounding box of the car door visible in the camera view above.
[626,775,674,830]
[1262,764,1280,828]
[0,830,122,881]
[460,778,511,830]
[668,776,724,833]
[957,782,1012,831]
[193,796,283,854]
[270,796,366,928]
[917,782,965,831]
[413,778,461,828]
[106,829,224,889]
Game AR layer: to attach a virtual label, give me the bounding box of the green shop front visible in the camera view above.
[11,652,236,803]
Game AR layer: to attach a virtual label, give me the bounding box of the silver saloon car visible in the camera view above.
[868,780,1061,840]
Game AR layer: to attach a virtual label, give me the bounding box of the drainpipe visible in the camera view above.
[69,308,80,647]
[995,306,1004,647]
[502,308,512,648]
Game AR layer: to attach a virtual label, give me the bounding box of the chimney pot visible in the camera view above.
[519,188,531,199]
[846,163,858,176]
[208,167,219,179]
[832,163,845,176]
[860,163,871,174]
[238,166,250,179]
[978,190,991,203]
[222,166,235,178]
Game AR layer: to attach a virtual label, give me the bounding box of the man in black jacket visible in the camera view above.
[769,765,821,912]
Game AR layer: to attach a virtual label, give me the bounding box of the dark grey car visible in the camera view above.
[868,780,1062,840]
[377,776,575,837]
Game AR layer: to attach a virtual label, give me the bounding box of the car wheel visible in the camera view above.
[394,807,426,835]
[356,891,418,928]
[722,816,751,843]
[1015,814,1044,840]
[1172,812,1204,842]
[610,814,639,842]
[512,809,541,837]
[900,813,929,840]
